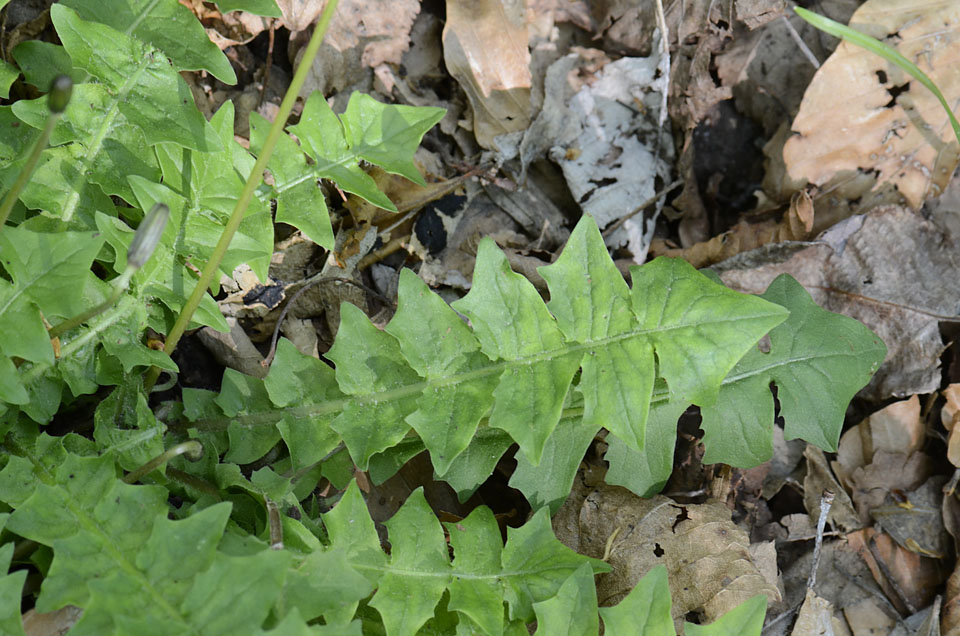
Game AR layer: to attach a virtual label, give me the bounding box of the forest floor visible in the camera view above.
[12,0,960,633]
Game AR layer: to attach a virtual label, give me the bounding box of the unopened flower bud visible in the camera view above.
[47,75,73,114]
[128,203,169,269]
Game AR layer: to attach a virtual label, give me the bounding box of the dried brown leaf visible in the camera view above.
[653,190,815,267]
[442,0,531,150]
[783,0,960,208]
[553,484,780,627]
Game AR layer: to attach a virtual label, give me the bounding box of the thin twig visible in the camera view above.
[782,15,821,69]
[807,490,834,589]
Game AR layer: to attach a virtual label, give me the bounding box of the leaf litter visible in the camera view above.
[11,0,960,632]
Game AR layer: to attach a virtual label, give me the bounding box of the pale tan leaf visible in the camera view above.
[442,0,532,150]
[783,0,960,208]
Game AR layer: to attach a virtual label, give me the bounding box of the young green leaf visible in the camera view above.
[154,101,273,283]
[249,110,334,249]
[698,274,887,466]
[285,91,445,212]
[532,562,599,636]
[0,532,27,636]
[385,269,498,476]
[598,565,674,636]
[52,5,221,152]
[684,594,766,636]
[0,227,104,365]
[60,0,237,84]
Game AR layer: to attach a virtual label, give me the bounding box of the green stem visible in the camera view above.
[122,439,203,484]
[0,112,59,230]
[143,0,341,391]
[48,265,135,338]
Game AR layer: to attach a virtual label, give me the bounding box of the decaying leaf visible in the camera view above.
[547,54,673,253]
[942,384,960,468]
[847,527,944,614]
[871,476,950,559]
[792,588,851,636]
[553,484,780,628]
[832,395,924,492]
[653,190,815,267]
[783,0,960,208]
[443,0,531,151]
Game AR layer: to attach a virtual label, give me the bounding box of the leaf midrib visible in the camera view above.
[196,311,783,429]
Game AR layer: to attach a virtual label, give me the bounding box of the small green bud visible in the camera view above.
[128,203,169,269]
[47,74,73,114]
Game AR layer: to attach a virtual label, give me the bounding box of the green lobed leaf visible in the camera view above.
[285,91,445,212]
[325,482,606,635]
[0,227,104,365]
[684,594,766,636]
[500,507,609,622]
[509,415,598,513]
[2,450,169,612]
[452,237,581,465]
[532,562,599,636]
[385,270,498,475]
[218,368,282,464]
[52,4,221,152]
[215,0,282,16]
[188,215,883,505]
[288,91,396,211]
[341,92,446,186]
[155,100,272,282]
[250,110,334,249]
[327,303,420,469]
[698,274,887,466]
[598,565,674,636]
[369,489,451,635]
[603,392,687,498]
[443,507,505,636]
[13,84,161,203]
[124,177,230,332]
[264,338,344,470]
[60,0,237,84]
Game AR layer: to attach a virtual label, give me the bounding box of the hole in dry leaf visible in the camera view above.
[883,82,910,109]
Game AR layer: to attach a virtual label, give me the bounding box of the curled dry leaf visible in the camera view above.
[653,190,815,268]
[783,0,960,208]
[442,0,532,150]
[942,384,960,468]
[791,588,850,636]
[832,395,924,491]
[553,484,780,627]
[847,527,944,614]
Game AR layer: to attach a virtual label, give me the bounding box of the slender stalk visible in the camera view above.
[0,75,73,230]
[795,7,960,146]
[122,439,203,484]
[48,267,135,338]
[144,0,341,391]
[48,202,168,338]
